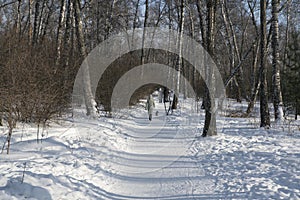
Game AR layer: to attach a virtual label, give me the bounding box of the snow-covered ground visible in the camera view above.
[0,97,299,199]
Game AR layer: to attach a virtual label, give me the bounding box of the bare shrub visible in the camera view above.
[0,34,73,151]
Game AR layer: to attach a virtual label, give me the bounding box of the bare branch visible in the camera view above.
[0,0,17,9]
[225,38,258,87]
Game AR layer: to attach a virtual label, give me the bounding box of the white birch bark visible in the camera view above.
[177,0,185,95]
[272,0,284,122]
[259,0,271,128]
[73,0,97,117]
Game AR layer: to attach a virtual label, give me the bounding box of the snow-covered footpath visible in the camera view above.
[0,98,299,199]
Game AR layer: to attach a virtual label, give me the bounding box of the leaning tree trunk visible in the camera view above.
[221,0,242,102]
[272,0,284,123]
[203,0,217,137]
[226,1,245,102]
[73,0,97,117]
[246,40,260,116]
[40,0,54,42]
[245,1,260,116]
[37,0,46,39]
[259,0,271,128]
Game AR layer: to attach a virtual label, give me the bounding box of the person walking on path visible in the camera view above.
[146,94,155,121]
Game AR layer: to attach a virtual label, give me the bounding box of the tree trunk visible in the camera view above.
[246,81,260,116]
[188,9,197,93]
[272,0,284,122]
[131,0,140,45]
[16,0,21,38]
[283,0,291,69]
[221,0,241,102]
[259,0,271,128]
[6,114,15,154]
[245,1,260,116]
[33,0,41,45]
[222,0,247,102]
[28,0,33,43]
[176,0,185,97]
[104,0,116,40]
[56,0,67,65]
[63,0,73,67]
[37,0,46,38]
[226,2,245,102]
[7,127,12,154]
[196,0,206,47]
[246,40,260,115]
[196,0,208,110]
[295,99,298,120]
[166,0,174,89]
[203,0,217,137]
[141,0,148,67]
[40,0,54,42]
[73,0,97,117]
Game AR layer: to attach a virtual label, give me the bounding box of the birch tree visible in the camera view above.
[259,0,271,128]
[220,0,244,102]
[271,0,284,122]
[73,0,97,117]
[176,0,185,96]
[40,0,55,42]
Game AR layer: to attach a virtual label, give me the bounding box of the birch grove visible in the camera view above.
[0,0,299,139]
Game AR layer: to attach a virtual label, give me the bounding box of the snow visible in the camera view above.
[0,97,300,199]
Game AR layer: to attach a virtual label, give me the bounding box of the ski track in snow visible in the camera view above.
[0,98,300,199]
